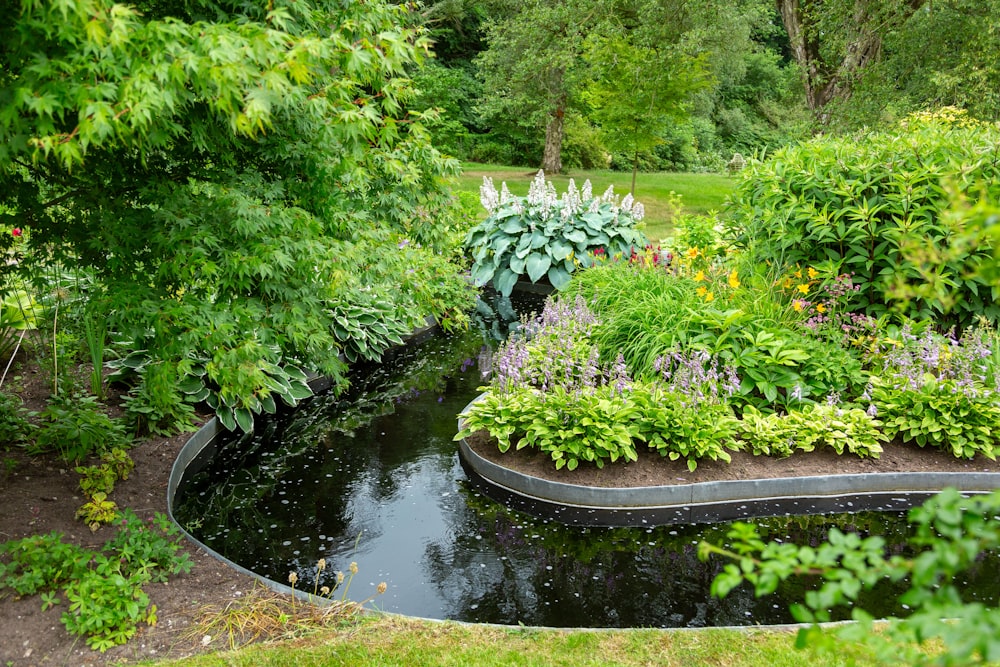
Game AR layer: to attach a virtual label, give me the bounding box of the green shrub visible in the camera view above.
[0,391,33,446]
[29,393,131,463]
[466,171,648,295]
[726,108,1000,328]
[738,404,886,458]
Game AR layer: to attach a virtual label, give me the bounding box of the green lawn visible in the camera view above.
[454,163,737,242]
[151,614,890,667]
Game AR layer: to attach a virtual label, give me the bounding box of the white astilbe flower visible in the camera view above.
[620,193,634,211]
[601,184,616,203]
[480,176,499,214]
[581,179,593,201]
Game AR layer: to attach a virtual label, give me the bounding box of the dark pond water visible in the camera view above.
[174,323,1000,628]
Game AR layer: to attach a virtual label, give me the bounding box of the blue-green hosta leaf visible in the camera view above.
[525,252,552,282]
[548,239,573,261]
[494,268,519,296]
[547,264,572,290]
[564,229,587,244]
[470,262,495,286]
[509,254,527,275]
[500,218,526,234]
[529,230,549,249]
[491,236,513,258]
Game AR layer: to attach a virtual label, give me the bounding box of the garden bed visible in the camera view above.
[463,428,1000,489]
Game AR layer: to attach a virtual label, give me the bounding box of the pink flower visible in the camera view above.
[11,228,21,237]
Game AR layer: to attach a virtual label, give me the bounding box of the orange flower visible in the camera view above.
[686,247,699,259]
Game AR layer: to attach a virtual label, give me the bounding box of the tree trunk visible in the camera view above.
[541,106,565,174]
[775,0,924,121]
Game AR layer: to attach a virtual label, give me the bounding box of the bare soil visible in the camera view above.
[3,356,1000,666]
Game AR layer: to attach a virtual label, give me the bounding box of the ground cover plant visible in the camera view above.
[0,510,191,652]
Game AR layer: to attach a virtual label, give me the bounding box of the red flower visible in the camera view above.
[11,228,21,237]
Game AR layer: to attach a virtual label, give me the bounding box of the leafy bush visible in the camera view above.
[738,404,886,458]
[29,393,131,463]
[869,323,1000,459]
[466,170,648,295]
[700,488,1000,666]
[726,108,1000,328]
[873,378,1000,460]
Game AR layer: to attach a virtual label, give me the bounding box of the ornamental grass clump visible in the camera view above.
[466,171,648,295]
[870,323,1000,459]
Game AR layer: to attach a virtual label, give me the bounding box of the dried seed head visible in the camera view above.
[349,561,358,575]
[377,582,387,595]
[288,572,298,585]
[317,558,326,572]
[336,571,345,584]
[320,586,330,596]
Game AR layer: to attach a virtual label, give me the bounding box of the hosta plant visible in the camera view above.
[466,171,648,295]
[738,404,886,459]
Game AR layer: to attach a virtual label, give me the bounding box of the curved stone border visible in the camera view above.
[457,396,1000,525]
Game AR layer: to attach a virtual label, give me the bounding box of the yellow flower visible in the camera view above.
[794,269,802,279]
[816,303,827,313]
[796,283,810,294]
[792,300,804,312]
[705,291,714,302]
[696,286,707,297]
[782,278,793,289]
[807,267,819,279]
[727,269,740,289]
[686,247,699,259]
[694,270,705,282]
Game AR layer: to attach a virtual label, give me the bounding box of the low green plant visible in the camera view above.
[62,565,155,651]
[75,447,134,498]
[630,386,739,471]
[29,393,131,463]
[467,170,648,295]
[738,404,887,458]
[0,510,192,652]
[76,464,118,498]
[75,492,119,531]
[0,391,33,446]
[102,510,192,583]
[0,532,92,596]
[872,377,1000,460]
[699,488,1000,666]
[329,288,415,363]
[458,385,640,471]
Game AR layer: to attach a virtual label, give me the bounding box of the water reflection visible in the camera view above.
[174,326,1000,628]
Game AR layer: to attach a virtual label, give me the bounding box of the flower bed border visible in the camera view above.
[457,397,1000,527]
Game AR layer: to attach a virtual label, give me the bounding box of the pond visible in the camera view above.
[173,323,1000,628]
